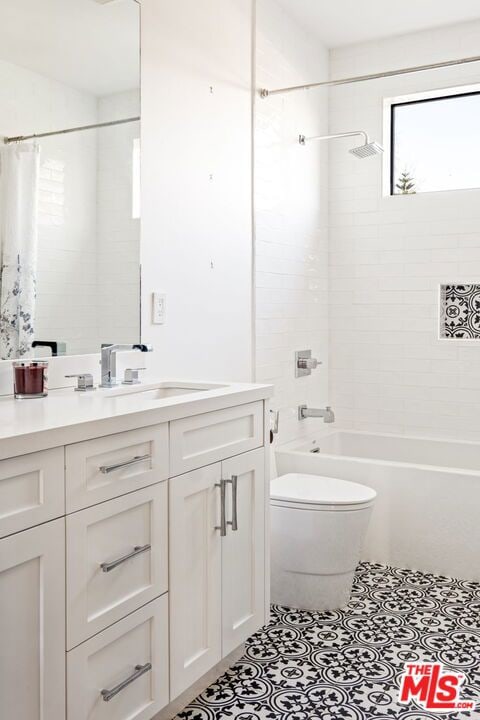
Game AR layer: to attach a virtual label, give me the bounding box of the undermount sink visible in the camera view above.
[106,382,226,401]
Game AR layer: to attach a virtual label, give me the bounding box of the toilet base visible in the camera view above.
[271,568,355,612]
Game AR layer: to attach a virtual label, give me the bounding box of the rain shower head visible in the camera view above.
[299,130,383,159]
[349,140,383,159]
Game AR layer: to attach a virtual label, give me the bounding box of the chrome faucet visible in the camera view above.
[100,344,153,388]
[298,404,335,423]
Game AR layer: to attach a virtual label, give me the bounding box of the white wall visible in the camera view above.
[255,0,329,444]
[328,20,480,441]
[141,0,254,382]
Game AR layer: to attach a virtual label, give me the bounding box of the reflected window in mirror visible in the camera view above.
[132,137,141,220]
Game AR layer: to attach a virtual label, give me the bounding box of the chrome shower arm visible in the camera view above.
[299,130,369,146]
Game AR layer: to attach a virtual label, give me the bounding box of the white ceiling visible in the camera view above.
[276,0,480,48]
[0,0,139,97]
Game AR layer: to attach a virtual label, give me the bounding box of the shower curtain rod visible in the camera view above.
[3,116,140,144]
[259,54,480,98]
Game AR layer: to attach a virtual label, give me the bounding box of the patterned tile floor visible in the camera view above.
[177,563,480,720]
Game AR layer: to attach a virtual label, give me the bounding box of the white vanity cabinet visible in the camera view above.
[169,446,265,699]
[67,595,169,720]
[65,424,169,512]
[0,392,270,720]
[221,447,266,655]
[66,482,168,649]
[169,401,264,475]
[169,463,223,696]
[0,519,66,720]
[0,447,64,538]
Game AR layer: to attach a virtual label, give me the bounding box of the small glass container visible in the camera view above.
[13,361,49,399]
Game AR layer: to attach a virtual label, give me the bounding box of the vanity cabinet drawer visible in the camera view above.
[170,401,264,476]
[65,425,168,512]
[67,483,168,649]
[0,447,64,538]
[67,594,169,720]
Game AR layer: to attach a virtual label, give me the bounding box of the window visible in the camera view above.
[132,137,141,219]
[390,89,480,195]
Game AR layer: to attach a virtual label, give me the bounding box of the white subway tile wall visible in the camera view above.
[255,0,330,444]
[329,20,480,440]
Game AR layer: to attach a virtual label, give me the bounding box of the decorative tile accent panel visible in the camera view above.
[440,285,480,339]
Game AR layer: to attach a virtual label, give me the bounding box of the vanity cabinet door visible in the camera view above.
[169,464,222,699]
[221,448,266,655]
[67,483,168,649]
[0,519,66,720]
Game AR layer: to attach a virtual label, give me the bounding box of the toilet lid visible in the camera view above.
[271,473,376,507]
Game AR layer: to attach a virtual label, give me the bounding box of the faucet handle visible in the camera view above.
[65,373,96,392]
[122,368,146,385]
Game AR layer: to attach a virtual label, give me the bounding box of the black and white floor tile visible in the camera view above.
[176,562,480,720]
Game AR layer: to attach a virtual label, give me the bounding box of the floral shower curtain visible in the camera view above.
[0,143,40,359]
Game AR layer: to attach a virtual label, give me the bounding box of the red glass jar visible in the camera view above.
[13,361,48,399]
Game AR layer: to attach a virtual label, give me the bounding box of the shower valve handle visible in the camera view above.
[297,357,320,371]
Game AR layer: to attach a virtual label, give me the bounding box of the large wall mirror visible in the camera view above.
[0,0,140,360]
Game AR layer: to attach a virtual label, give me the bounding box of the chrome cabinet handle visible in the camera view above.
[101,662,152,702]
[215,479,227,536]
[99,454,151,474]
[226,475,238,531]
[100,544,151,573]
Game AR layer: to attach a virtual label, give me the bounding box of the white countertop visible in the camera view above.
[0,380,273,460]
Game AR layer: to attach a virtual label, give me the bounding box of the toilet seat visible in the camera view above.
[270,473,376,512]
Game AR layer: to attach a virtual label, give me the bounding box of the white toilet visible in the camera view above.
[270,473,376,611]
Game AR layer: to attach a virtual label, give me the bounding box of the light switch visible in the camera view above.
[152,293,166,324]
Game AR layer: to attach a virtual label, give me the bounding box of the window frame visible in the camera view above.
[383,83,480,197]
[132,136,141,220]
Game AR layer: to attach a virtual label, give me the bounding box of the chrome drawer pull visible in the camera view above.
[99,454,151,474]
[215,479,227,536]
[101,662,152,702]
[227,475,238,531]
[100,544,151,573]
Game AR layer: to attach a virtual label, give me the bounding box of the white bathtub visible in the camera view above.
[276,430,480,582]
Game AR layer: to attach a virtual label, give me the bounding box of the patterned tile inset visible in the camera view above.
[440,284,480,338]
[176,563,480,720]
